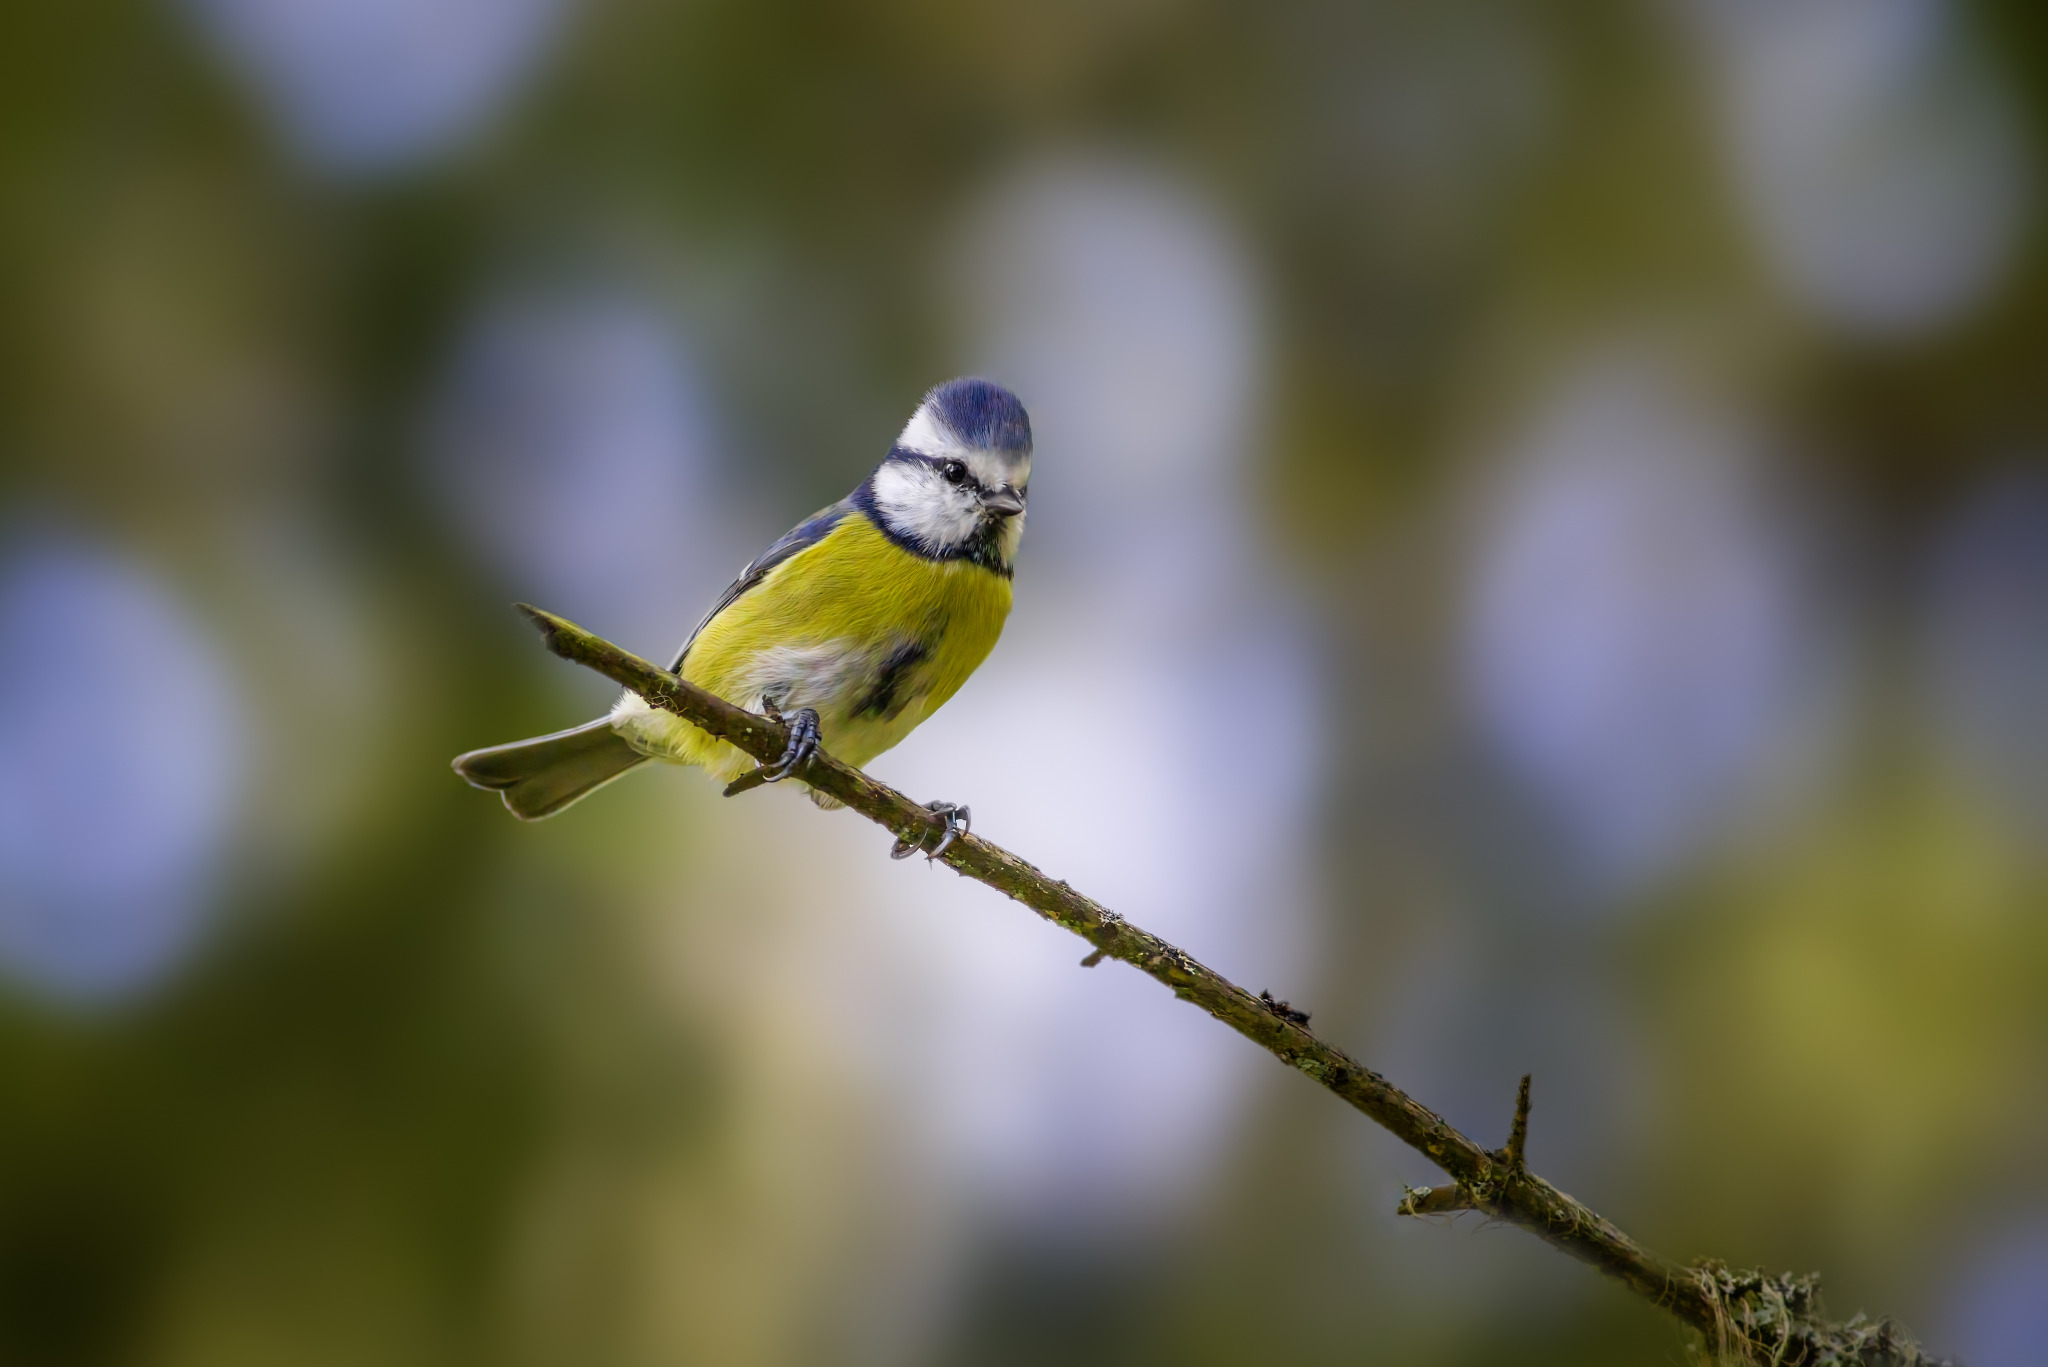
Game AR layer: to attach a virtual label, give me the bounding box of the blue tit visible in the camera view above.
[453,377,1032,840]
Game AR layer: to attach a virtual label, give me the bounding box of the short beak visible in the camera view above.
[981,487,1026,518]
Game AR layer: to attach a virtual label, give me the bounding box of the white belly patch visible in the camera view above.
[732,639,902,716]
[608,634,935,776]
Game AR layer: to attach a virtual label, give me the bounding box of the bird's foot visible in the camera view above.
[891,801,970,861]
[758,707,820,783]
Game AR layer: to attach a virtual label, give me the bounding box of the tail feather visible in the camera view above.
[452,719,649,821]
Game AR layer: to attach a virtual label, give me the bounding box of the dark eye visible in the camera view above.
[941,459,967,485]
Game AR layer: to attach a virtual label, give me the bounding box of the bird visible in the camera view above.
[452,377,1031,857]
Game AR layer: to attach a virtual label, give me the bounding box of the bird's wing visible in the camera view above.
[670,498,854,670]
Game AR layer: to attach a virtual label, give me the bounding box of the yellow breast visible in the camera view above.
[617,514,1013,783]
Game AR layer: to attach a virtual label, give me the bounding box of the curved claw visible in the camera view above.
[928,804,970,859]
[891,801,969,861]
[759,707,820,783]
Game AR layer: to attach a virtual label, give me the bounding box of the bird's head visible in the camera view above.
[867,378,1032,570]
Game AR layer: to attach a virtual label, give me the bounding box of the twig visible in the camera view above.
[1505,1073,1531,1173]
[508,605,1949,1366]
[1398,1183,1480,1216]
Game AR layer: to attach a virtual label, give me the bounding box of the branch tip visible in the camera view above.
[723,770,771,798]
[513,602,567,655]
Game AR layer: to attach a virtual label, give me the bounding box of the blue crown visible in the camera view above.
[927,378,1032,453]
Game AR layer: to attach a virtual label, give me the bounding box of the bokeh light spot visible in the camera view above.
[181,0,574,174]
[1688,0,2032,337]
[1463,355,1816,896]
[427,287,734,660]
[0,533,246,1004]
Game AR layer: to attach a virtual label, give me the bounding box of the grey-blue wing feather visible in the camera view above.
[669,499,853,669]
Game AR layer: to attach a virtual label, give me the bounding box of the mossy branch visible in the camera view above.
[510,604,1950,1367]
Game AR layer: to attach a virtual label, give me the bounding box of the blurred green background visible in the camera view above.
[3,0,2047,1363]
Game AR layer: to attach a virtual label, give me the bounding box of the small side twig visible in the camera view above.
[1398,1183,1480,1216]
[1505,1073,1531,1174]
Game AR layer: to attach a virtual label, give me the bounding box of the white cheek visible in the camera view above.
[874,463,982,549]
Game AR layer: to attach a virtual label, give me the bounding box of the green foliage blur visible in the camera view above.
[3,1,2047,1364]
